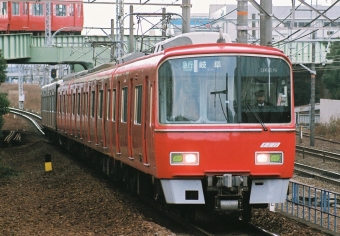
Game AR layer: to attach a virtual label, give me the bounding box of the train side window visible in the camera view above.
[32,3,43,16]
[77,93,80,116]
[91,91,95,118]
[112,89,116,122]
[84,92,88,117]
[134,85,142,124]
[59,94,62,113]
[69,4,74,16]
[56,4,66,17]
[121,87,128,123]
[63,94,66,114]
[1,2,7,16]
[149,84,153,127]
[99,90,103,119]
[72,93,76,115]
[77,4,82,17]
[12,3,19,15]
[106,89,110,121]
[68,93,71,115]
[23,2,28,15]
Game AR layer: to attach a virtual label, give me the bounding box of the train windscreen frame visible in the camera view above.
[158,55,291,124]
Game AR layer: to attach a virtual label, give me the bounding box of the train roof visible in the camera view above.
[161,42,289,61]
[153,32,232,53]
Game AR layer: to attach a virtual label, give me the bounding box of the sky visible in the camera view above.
[82,0,333,35]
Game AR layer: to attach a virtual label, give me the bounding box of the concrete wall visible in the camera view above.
[320,99,340,123]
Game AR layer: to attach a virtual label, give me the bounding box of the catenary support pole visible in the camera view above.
[260,0,272,46]
[182,0,191,33]
[237,0,248,44]
[129,5,134,53]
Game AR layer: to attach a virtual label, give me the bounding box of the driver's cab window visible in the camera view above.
[240,57,291,123]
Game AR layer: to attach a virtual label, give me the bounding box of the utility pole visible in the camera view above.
[260,0,272,46]
[129,5,134,53]
[162,8,167,37]
[116,0,124,60]
[310,33,316,146]
[111,19,115,61]
[237,0,248,44]
[45,0,52,47]
[182,0,191,33]
[18,65,25,110]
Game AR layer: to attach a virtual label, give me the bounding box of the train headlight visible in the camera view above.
[255,152,283,165]
[170,152,199,165]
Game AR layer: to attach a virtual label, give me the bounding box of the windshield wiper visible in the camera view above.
[210,90,226,95]
[246,103,268,131]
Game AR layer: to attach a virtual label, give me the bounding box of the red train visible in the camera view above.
[0,1,83,34]
[41,32,296,221]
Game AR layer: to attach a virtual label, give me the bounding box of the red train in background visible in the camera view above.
[0,0,83,34]
[41,32,296,222]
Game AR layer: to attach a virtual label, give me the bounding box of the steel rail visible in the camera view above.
[9,110,44,135]
[296,131,340,145]
[294,162,340,185]
[9,107,42,120]
[296,145,340,162]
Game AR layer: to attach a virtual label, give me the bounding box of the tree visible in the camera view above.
[0,50,9,134]
[322,41,340,99]
[0,49,6,84]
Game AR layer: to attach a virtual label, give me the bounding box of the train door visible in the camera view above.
[62,91,66,133]
[102,82,108,149]
[79,86,83,140]
[115,80,121,155]
[56,91,61,131]
[143,77,154,165]
[87,84,92,143]
[49,89,53,127]
[128,78,133,159]
[131,76,144,164]
[73,88,77,137]
[67,89,72,137]
[92,83,99,145]
[76,88,81,138]
[142,76,150,165]
[22,2,29,29]
[97,83,104,148]
[96,83,106,148]
[119,84,129,157]
[108,76,117,156]
[0,2,9,32]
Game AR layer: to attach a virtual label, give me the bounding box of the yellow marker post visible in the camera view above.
[44,153,52,172]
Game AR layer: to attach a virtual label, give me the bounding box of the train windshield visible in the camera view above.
[158,55,291,124]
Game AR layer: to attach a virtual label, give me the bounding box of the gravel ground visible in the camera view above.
[0,117,332,235]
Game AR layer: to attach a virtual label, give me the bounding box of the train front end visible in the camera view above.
[154,44,295,220]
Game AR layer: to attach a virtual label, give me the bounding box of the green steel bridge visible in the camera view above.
[0,33,330,73]
[0,33,164,72]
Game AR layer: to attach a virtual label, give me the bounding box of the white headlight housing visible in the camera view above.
[255,152,283,165]
[170,152,199,165]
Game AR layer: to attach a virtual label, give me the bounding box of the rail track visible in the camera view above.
[294,162,340,185]
[297,130,340,145]
[295,141,340,185]
[8,107,44,135]
[140,194,278,236]
[296,145,340,162]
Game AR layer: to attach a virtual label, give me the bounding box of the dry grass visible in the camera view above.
[0,83,41,114]
[315,117,340,140]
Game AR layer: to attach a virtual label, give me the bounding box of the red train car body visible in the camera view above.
[41,32,296,221]
[0,1,83,34]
